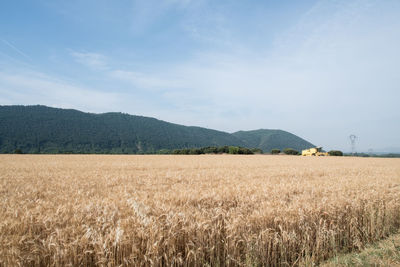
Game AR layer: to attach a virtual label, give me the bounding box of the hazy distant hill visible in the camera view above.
[0,105,314,154]
[373,147,400,154]
[233,129,315,152]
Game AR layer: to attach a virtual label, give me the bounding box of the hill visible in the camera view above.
[233,129,315,152]
[0,105,314,154]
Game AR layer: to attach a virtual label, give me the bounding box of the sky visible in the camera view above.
[0,0,399,152]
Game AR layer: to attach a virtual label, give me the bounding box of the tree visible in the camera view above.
[251,148,263,154]
[204,147,218,154]
[157,149,171,154]
[14,148,23,154]
[218,146,229,154]
[283,148,299,155]
[328,150,343,156]
[271,149,280,155]
[228,146,240,154]
[238,147,254,154]
[189,148,202,155]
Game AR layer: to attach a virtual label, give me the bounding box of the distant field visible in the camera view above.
[1,155,399,266]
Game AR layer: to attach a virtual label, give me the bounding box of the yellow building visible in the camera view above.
[302,147,328,156]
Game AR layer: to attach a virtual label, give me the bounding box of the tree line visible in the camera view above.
[270,148,344,156]
[158,146,263,155]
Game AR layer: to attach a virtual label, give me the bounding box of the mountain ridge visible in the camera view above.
[0,105,315,153]
[232,129,315,153]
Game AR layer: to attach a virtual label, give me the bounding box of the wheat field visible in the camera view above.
[0,155,399,266]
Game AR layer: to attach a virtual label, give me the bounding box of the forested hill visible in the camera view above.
[232,129,315,153]
[0,105,245,153]
[0,105,314,154]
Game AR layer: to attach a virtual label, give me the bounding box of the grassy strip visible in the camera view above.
[321,232,400,266]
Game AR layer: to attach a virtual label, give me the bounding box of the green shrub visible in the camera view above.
[228,146,239,154]
[204,147,218,154]
[171,146,256,155]
[238,147,254,154]
[157,149,171,154]
[14,149,23,154]
[328,150,343,156]
[218,146,229,154]
[172,149,182,154]
[283,148,299,155]
[189,148,202,155]
[251,148,263,154]
[271,149,280,155]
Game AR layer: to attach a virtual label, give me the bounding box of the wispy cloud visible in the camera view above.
[70,51,108,70]
[0,70,122,112]
[109,70,185,90]
[2,0,399,151]
[129,0,205,35]
[0,39,31,61]
[95,0,399,150]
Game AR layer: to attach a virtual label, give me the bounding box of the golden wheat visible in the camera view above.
[0,155,399,266]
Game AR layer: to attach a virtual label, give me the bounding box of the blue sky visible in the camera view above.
[1,0,399,152]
